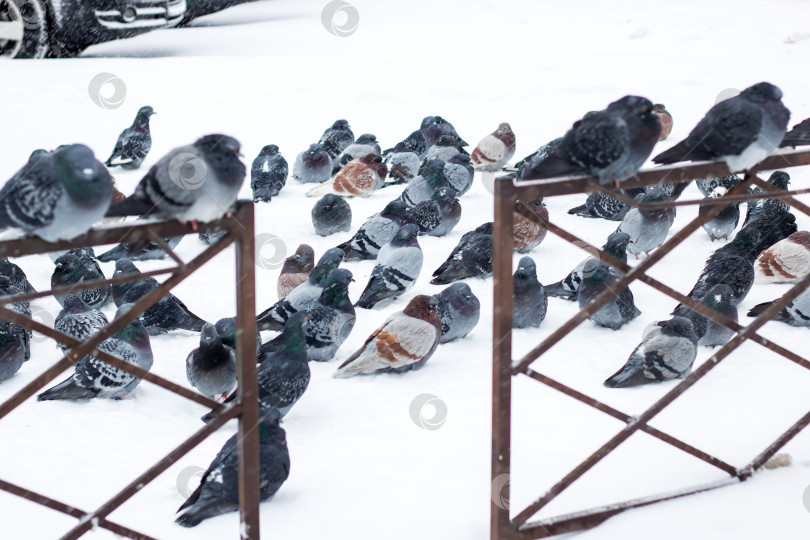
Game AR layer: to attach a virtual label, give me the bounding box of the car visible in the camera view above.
[0,0,187,59]
[180,0,257,25]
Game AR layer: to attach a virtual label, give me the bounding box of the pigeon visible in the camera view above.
[51,252,111,309]
[306,154,388,198]
[0,257,35,295]
[47,246,96,264]
[213,316,262,351]
[779,117,810,148]
[578,258,641,330]
[745,210,797,259]
[355,224,423,309]
[311,194,352,237]
[431,223,493,285]
[747,286,810,328]
[0,320,26,383]
[699,186,740,241]
[384,151,421,185]
[277,244,315,299]
[434,283,480,343]
[653,82,790,171]
[0,277,30,362]
[0,144,113,242]
[334,295,442,378]
[336,201,413,261]
[383,129,428,159]
[319,119,355,159]
[755,231,810,284]
[546,231,631,300]
[399,159,455,208]
[263,269,355,363]
[112,258,207,335]
[186,323,237,399]
[653,103,673,141]
[175,408,290,528]
[54,295,109,353]
[37,304,153,400]
[424,134,468,162]
[97,217,182,262]
[412,187,461,237]
[106,134,245,225]
[444,153,474,195]
[513,137,564,177]
[567,188,644,221]
[257,248,344,331]
[520,96,661,184]
[617,186,675,257]
[105,106,155,170]
[696,284,738,347]
[471,122,517,171]
[292,143,333,184]
[696,175,741,198]
[421,116,468,147]
[512,257,548,329]
[743,171,791,225]
[604,317,698,388]
[513,199,548,253]
[334,133,381,172]
[251,145,288,202]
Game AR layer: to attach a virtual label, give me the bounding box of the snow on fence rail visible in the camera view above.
[0,201,261,540]
[490,149,810,539]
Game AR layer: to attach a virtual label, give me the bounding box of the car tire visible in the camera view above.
[0,0,49,59]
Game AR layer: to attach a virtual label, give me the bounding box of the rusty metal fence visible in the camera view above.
[491,150,810,539]
[0,201,261,540]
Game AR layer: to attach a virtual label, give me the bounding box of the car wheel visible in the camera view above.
[0,0,49,59]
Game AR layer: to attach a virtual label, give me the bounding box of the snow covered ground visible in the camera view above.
[2,0,810,538]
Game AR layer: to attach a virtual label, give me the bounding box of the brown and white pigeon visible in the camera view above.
[471,122,516,172]
[755,230,810,284]
[333,295,442,378]
[513,200,548,253]
[277,244,315,299]
[305,154,388,198]
[653,104,673,141]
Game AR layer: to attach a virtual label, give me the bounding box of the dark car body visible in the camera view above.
[181,0,256,24]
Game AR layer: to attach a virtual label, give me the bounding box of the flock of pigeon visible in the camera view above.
[1,81,810,527]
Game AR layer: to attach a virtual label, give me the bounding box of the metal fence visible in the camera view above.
[0,201,261,540]
[490,150,810,539]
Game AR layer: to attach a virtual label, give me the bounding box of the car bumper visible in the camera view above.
[94,0,187,30]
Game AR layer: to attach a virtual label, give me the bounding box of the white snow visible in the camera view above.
[1,0,810,538]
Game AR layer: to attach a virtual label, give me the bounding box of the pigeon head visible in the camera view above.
[403,294,442,329]
[439,283,479,312]
[421,116,439,130]
[199,322,222,348]
[381,200,412,224]
[391,224,420,247]
[320,268,354,307]
[53,254,85,281]
[642,185,668,202]
[356,134,377,145]
[137,106,155,117]
[194,134,245,187]
[28,148,48,162]
[476,222,494,235]
[260,144,280,155]
[448,153,471,167]
[63,294,89,313]
[281,244,315,275]
[423,159,447,187]
[653,103,673,141]
[604,232,631,261]
[303,144,331,167]
[767,171,790,190]
[659,316,698,343]
[196,134,241,156]
[214,317,237,344]
[114,258,140,276]
[359,153,388,179]
[309,248,344,285]
[494,123,516,146]
[55,144,113,205]
[514,256,538,284]
[331,119,350,130]
[608,95,653,115]
[422,123,444,146]
[703,284,734,310]
[740,82,783,103]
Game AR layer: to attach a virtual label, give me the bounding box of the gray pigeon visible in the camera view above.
[604,317,698,388]
[319,119,355,159]
[654,82,790,171]
[311,194,352,236]
[617,186,674,257]
[0,320,26,383]
[383,129,428,159]
[292,143,332,184]
[748,286,810,328]
[546,231,631,301]
[578,259,641,330]
[263,269,355,363]
[336,200,413,261]
[54,295,109,353]
[98,216,183,262]
[398,159,455,208]
[444,153,474,195]
[105,106,155,170]
[697,175,741,198]
[51,252,111,309]
[335,295,442,378]
[277,244,315,299]
[213,316,262,351]
[384,151,421,185]
[0,277,30,361]
[700,186,740,241]
[434,283,480,343]
[567,188,644,221]
[471,122,517,171]
[37,304,153,400]
[112,258,207,335]
[251,145,288,202]
[0,257,36,295]
[697,284,738,347]
[430,222,494,285]
[410,187,461,237]
[512,256,548,329]
[421,116,468,147]
[424,134,467,162]
[521,96,661,184]
[176,408,289,528]
[186,323,237,399]
[106,134,245,224]
[0,144,113,241]
[334,133,381,173]
[257,248,344,331]
[355,224,423,309]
